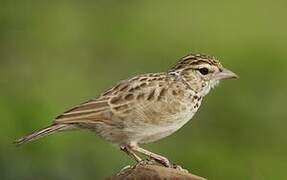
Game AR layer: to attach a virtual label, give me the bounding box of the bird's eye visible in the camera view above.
[198,68,209,75]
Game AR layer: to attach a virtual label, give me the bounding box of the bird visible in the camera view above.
[15,53,238,168]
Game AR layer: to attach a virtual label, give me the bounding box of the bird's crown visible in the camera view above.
[170,53,223,71]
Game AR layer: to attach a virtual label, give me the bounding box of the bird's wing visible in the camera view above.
[53,96,113,124]
[54,72,176,125]
[53,78,135,124]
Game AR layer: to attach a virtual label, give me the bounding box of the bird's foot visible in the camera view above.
[136,159,157,167]
[118,165,133,176]
[150,156,173,168]
[137,159,188,173]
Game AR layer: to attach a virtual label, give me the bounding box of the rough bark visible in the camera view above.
[107,164,207,180]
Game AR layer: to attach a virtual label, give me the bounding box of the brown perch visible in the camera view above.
[107,164,207,180]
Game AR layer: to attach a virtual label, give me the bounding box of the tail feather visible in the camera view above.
[15,124,69,146]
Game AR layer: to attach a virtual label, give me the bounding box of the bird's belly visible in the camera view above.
[131,111,195,144]
[92,99,201,145]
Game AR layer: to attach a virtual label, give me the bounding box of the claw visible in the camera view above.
[172,164,189,173]
[136,159,156,167]
[117,165,132,176]
[152,156,172,167]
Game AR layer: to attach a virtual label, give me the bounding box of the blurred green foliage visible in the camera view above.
[1,0,287,179]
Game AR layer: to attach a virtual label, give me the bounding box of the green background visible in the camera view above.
[1,0,287,179]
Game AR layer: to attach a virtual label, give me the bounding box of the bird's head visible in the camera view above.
[170,53,238,96]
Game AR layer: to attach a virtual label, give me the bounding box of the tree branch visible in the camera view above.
[107,164,207,180]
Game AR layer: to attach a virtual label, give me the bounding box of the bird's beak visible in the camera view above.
[215,68,239,80]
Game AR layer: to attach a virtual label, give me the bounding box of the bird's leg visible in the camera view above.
[120,145,142,162]
[130,145,172,168]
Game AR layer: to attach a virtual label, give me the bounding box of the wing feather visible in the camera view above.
[54,99,111,124]
[54,72,174,125]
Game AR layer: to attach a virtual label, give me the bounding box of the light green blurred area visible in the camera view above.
[1,0,287,179]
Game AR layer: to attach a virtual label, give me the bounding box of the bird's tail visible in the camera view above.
[15,124,70,146]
